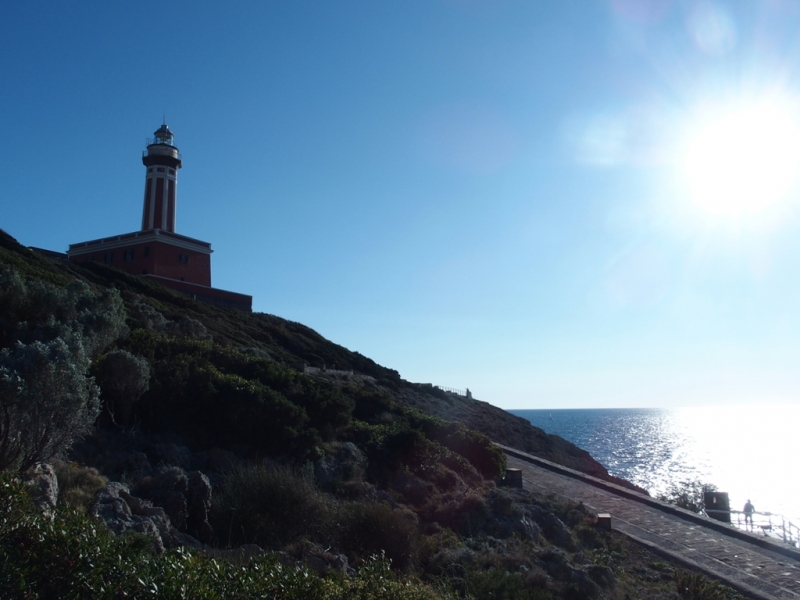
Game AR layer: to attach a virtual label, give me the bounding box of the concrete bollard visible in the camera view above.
[704,491,731,524]
[597,513,612,530]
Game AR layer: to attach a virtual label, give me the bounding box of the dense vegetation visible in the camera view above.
[0,229,744,599]
[0,475,438,599]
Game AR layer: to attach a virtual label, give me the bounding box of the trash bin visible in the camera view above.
[704,491,731,523]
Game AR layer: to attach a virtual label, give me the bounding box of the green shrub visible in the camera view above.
[575,522,605,549]
[127,294,169,332]
[122,335,355,456]
[0,474,438,599]
[424,421,506,480]
[166,316,212,340]
[338,501,421,573]
[347,420,486,490]
[0,269,127,360]
[211,463,334,548]
[342,555,438,600]
[465,568,552,600]
[350,407,506,483]
[674,570,728,600]
[54,462,107,512]
[92,349,150,426]
[658,480,717,514]
[425,491,490,535]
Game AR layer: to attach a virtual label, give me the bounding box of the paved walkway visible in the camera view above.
[500,445,800,600]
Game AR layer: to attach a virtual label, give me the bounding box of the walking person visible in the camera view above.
[744,499,755,530]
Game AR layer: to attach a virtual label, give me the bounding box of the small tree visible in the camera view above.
[658,480,717,514]
[0,338,100,471]
[0,269,128,472]
[93,350,150,426]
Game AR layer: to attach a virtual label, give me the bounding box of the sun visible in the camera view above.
[680,97,800,218]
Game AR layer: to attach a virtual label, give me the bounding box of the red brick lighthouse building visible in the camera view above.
[67,125,252,311]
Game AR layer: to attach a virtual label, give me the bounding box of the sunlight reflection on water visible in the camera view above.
[510,406,800,523]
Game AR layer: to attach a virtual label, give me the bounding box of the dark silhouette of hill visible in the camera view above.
[0,228,643,493]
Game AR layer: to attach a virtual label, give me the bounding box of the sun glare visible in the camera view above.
[681,98,800,218]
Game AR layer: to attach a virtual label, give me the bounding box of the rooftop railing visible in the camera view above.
[142,150,182,159]
[146,136,174,146]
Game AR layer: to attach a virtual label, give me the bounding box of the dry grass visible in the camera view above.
[54,461,108,512]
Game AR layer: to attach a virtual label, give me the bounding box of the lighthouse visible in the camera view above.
[66,124,252,311]
[141,124,181,232]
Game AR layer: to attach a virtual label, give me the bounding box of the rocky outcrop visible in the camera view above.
[314,442,366,491]
[131,466,214,543]
[537,548,601,598]
[530,505,576,550]
[305,551,354,577]
[91,481,202,552]
[433,487,542,542]
[286,542,356,577]
[186,471,213,542]
[21,463,58,512]
[587,564,616,589]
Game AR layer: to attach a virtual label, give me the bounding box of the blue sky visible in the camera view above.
[4,0,800,409]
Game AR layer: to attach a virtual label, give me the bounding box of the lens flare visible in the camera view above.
[687,2,737,56]
[681,98,800,218]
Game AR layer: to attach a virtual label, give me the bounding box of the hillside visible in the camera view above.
[0,229,638,492]
[6,228,740,600]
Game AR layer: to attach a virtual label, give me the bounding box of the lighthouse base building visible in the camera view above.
[67,125,252,312]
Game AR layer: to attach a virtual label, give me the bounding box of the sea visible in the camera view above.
[510,406,800,525]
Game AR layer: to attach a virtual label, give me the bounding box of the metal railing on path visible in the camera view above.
[501,443,800,600]
[706,508,800,549]
[496,442,800,562]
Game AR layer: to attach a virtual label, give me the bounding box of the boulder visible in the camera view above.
[303,552,354,577]
[569,568,601,598]
[21,463,58,512]
[474,488,540,542]
[588,564,617,588]
[314,442,366,490]
[537,548,603,597]
[530,506,576,550]
[131,465,214,543]
[187,471,213,542]
[538,547,572,580]
[513,514,539,541]
[480,511,540,542]
[142,467,188,531]
[330,553,354,576]
[90,482,200,552]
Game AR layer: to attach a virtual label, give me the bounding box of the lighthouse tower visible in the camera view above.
[66,123,252,311]
[141,124,182,232]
